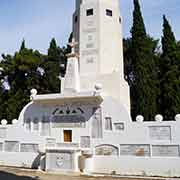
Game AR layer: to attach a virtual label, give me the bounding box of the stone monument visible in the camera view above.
[63,38,80,93]
[72,0,130,113]
[0,0,179,177]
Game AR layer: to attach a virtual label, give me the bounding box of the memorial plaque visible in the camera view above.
[83,28,96,33]
[152,145,180,157]
[82,49,98,56]
[95,145,119,156]
[0,128,7,138]
[52,115,86,128]
[86,57,94,64]
[5,141,19,152]
[88,35,93,41]
[87,20,94,27]
[86,43,94,48]
[47,150,73,170]
[120,144,150,156]
[80,136,90,148]
[21,143,38,153]
[46,138,56,147]
[0,143,3,151]
[149,126,171,140]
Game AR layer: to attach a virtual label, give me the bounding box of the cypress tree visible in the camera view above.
[159,15,180,120]
[123,38,133,85]
[130,0,158,121]
[20,39,26,51]
[43,38,67,93]
[162,15,176,59]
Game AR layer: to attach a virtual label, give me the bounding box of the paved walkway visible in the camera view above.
[0,166,178,180]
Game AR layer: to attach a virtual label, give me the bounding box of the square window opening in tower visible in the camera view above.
[106,9,113,17]
[86,9,93,16]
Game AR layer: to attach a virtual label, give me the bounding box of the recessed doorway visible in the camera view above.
[64,130,72,142]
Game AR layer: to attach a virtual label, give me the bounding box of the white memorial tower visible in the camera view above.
[72,0,130,112]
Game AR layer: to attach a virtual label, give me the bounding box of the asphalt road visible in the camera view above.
[0,166,177,180]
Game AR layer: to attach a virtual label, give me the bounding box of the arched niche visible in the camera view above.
[95,144,119,156]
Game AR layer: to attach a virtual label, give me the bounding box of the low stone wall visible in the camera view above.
[0,152,39,168]
[91,156,180,177]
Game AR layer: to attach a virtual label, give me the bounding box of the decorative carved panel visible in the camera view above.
[149,126,171,140]
[47,150,74,170]
[52,115,86,128]
[5,141,19,152]
[81,136,90,148]
[152,145,180,157]
[120,144,150,157]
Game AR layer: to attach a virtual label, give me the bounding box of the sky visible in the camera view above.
[0,0,179,55]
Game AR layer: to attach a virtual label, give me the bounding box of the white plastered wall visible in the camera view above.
[73,0,130,113]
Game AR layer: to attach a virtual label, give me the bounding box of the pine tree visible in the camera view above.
[159,15,180,120]
[130,0,158,121]
[0,38,68,122]
[0,44,46,122]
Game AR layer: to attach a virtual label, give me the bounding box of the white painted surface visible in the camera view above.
[0,96,179,176]
[0,0,179,177]
[63,55,80,93]
[91,156,180,177]
[73,0,130,112]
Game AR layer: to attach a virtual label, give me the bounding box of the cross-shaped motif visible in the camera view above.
[68,37,78,54]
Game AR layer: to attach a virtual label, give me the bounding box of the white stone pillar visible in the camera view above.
[63,55,80,93]
[83,155,93,174]
[74,151,81,172]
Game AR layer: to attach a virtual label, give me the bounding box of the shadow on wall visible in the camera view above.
[31,154,41,169]
[31,154,46,171]
[0,171,37,180]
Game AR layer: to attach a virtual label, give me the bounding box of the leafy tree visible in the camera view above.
[130,0,158,121]
[0,38,68,122]
[0,46,45,121]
